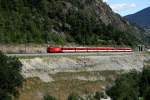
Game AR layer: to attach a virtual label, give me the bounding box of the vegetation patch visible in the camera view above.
[0,52,23,100]
[107,62,150,100]
[0,0,139,46]
[18,71,119,100]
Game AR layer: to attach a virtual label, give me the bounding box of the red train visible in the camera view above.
[47,47,133,53]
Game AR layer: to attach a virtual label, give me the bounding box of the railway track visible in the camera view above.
[6,52,135,57]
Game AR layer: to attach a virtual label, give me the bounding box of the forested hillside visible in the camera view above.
[125,7,150,29]
[0,0,143,46]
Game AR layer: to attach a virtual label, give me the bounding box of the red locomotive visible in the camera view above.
[47,47,133,53]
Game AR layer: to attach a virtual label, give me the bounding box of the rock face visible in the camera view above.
[20,53,150,82]
[59,0,143,40]
[94,0,134,31]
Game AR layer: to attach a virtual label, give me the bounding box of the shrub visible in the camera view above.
[0,51,23,100]
[140,66,150,95]
[68,93,81,100]
[143,87,150,100]
[43,95,56,100]
[107,65,150,100]
[94,92,106,100]
[107,71,140,100]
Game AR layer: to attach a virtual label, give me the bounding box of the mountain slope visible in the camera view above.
[125,7,150,29]
[0,0,143,46]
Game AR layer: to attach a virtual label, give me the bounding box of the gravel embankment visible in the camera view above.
[20,53,150,82]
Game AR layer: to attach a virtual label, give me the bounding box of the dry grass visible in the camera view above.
[18,71,119,100]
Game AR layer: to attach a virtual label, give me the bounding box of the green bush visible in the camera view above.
[140,66,150,100]
[68,93,81,100]
[107,65,150,100]
[143,87,150,100]
[43,95,56,100]
[48,33,66,45]
[107,71,140,100]
[94,92,106,100]
[0,51,23,100]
